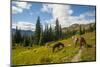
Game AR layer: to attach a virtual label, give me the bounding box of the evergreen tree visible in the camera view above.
[43,24,49,43]
[39,25,44,45]
[59,24,62,39]
[29,35,33,47]
[14,26,22,44]
[48,25,54,41]
[23,36,30,47]
[55,18,60,40]
[35,16,42,45]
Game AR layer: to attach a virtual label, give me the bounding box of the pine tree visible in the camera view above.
[23,36,30,47]
[55,18,60,40]
[39,25,44,45]
[35,16,42,45]
[29,35,33,47]
[43,24,49,43]
[48,25,54,41]
[14,26,22,44]
[59,24,62,39]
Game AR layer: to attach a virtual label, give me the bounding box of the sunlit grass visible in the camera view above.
[12,32,96,65]
[80,32,96,61]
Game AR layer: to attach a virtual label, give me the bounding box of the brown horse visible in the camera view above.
[79,37,86,48]
[73,36,86,48]
[52,42,64,52]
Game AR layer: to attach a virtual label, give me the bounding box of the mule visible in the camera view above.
[52,42,64,52]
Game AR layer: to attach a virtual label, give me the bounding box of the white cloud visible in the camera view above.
[41,4,74,28]
[14,1,31,9]
[12,22,17,29]
[12,1,32,14]
[41,4,95,28]
[41,4,73,19]
[12,22,35,31]
[85,11,95,17]
[12,6,23,14]
[69,16,95,24]
[79,11,95,19]
[41,4,52,13]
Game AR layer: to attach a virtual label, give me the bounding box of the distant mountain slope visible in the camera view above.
[12,22,95,36]
[12,29,34,36]
[62,23,95,33]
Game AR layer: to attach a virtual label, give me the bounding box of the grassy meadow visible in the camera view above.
[12,32,96,65]
[11,1,96,66]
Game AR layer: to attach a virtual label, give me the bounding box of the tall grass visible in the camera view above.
[12,32,96,65]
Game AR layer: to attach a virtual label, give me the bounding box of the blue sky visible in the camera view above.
[12,1,96,31]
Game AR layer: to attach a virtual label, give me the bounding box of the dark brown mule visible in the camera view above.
[52,42,64,52]
[74,36,86,48]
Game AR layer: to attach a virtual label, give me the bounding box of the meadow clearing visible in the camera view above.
[12,32,96,65]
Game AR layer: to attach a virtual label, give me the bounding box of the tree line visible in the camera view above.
[12,16,96,47]
[12,16,62,47]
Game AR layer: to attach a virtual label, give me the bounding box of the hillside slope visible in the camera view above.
[12,32,96,65]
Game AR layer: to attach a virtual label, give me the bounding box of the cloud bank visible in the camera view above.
[12,1,32,14]
[12,22,35,31]
[12,2,95,31]
[41,4,95,28]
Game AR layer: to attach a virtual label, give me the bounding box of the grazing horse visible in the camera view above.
[52,42,64,52]
[79,36,86,48]
[72,36,86,48]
